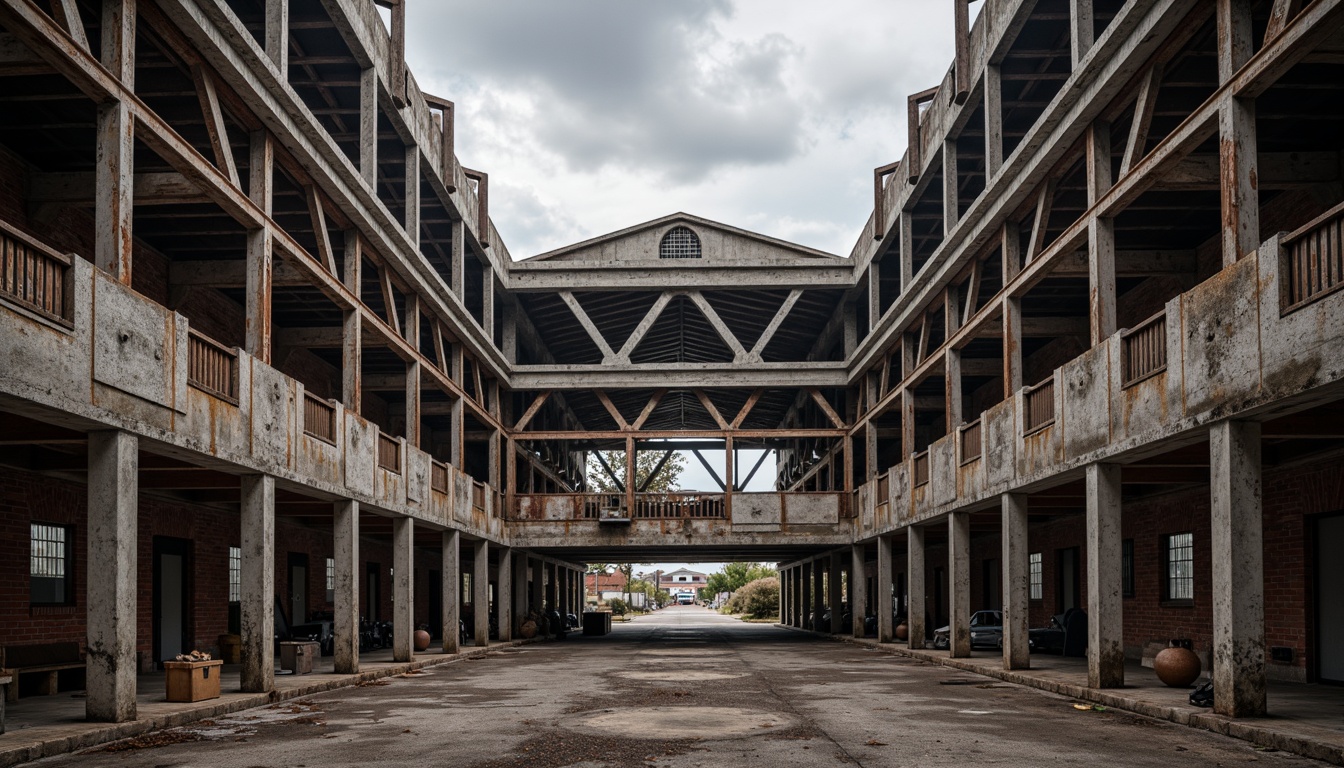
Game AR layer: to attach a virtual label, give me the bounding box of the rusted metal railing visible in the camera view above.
[377,431,401,473]
[1121,310,1167,387]
[187,329,239,404]
[302,391,337,444]
[959,419,982,464]
[0,221,72,325]
[632,493,725,519]
[431,461,448,493]
[1023,377,1055,434]
[581,493,623,519]
[911,451,930,487]
[1282,200,1344,314]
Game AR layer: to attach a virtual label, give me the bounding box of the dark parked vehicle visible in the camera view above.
[932,610,1003,650]
[1027,609,1087,656]
[289,619,334,656]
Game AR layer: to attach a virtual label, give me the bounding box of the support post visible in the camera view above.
[94,0,133,283]
[949,511,971,657]
[877,535,894,642]
[240,474,275,693]
[246,131,273,363]
[984,63,1003,178]
[812,557,825,631]
[801,562,812,631]
[1210,421,1266,717]
[496,548,512,642]
[1070,0,1094,67]
[333,500,360,673]
[264,0,287,71]
[908,526,926,649]
[392,516,414,662]
[473,539,489,647]
[512,552,528,633]
[86,431,137,722]
[532,558,545,616]
[1002,493,1030,669]
[359,67,377,187]
[1086,463,1124,687]
[943,139,958,235]
[851,545,868,637]
[442,529,460,653]
[1087,121,1116,344]
[1218,0,1258,267]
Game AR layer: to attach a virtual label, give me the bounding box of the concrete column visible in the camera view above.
[829,554,844,634]
[545,562,557,612]
[794,567,804,627]
[812,558,825,632]
[246,132,273,364]
[877,535,895,642]
[801,563,812,630]
[85,431,137,722]
[1086,463,1124,687]
[392,516,414,662]
[333,500,360,673]
[473,539,489,646]
[851,545,867,637]
[495,548,512,642]
[779,568,789,625]
[1217,0,1258,267]
[949,512,971,657]
[908,526,926,649]
[240,474,275,693]
[1070,0,1094,67]
[442,530,460,653]
[264,0,288,70]
[359,66,377,187]
[943,138,959,234]
[95,100,133,284]
[1002,493,1030,670]
[1211,420,1266,717]
[1087,121,1116,345]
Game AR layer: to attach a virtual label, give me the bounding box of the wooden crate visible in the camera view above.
[164,660,222,702]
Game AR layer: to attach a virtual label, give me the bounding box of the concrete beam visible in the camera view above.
[333,500,359,673]
[877,535,894,643]
[949,512,971,658]
[442,530,460,654]
[473,539,489,647]
[1210,420,1266,716]
[1086,464,1124,688]
[240,474,275,693]
[1002,493,1030,670]
[907,527,926,649]
[496,547,513,642]
[392,516,414,662]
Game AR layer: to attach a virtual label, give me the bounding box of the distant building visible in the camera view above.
[661,568,708,603]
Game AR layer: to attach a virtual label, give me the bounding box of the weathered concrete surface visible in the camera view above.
[30,608,1328,768]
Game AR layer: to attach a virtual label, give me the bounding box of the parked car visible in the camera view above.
[932,610,1003,650]
[1025,608,1087,656]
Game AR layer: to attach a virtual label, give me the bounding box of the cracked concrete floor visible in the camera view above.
[30,607,1329,767]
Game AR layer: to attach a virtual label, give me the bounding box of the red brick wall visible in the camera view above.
[0,469,445,662]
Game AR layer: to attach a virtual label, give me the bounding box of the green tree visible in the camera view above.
[587,449,687,494]
[705,563,778,597]
[723,577,780,619]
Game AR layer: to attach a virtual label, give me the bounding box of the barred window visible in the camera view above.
[31,523,73,605]
[659,226,701,259]
[228,546,241,603]
[1028,552,1043,601]
[326,557,335,603]
[1165,532,1194,602]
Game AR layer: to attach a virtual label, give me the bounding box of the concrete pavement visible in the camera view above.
[26,606,1326,767]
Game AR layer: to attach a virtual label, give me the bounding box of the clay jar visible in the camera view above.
[895,622,909,641]
[413,629,432,652]
[1153,644,1202,687]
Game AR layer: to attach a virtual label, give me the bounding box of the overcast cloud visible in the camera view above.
[403,1,961,258]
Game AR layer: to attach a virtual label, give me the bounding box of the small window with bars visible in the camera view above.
[326,557,335,603]
[659,226,702,259]
[228,546,241,603]
[30,523,74,605]
[1164,532,1194,603]
[1028,552,1043,601]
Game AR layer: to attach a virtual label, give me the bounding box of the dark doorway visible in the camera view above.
[288,553,309,625]
[1057,547,1080,613]
[982,558,1001,610]
[366,562,382,620]
[1317,513,1344,683]
[933,566,947,628]
[428,569,442,639]
[153,537,192,666]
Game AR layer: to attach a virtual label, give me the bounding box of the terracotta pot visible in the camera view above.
[519,620,538,639]
[413,629,431,652]
[895,622,909,641]
[1153,645,1201,687]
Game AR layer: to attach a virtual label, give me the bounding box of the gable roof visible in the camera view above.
[521,212,845,264]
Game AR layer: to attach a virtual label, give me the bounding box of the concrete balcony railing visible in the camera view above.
[857,221,1344,533]
[0,244,504,541]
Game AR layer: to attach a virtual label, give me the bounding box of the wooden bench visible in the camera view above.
[1,642,85,703]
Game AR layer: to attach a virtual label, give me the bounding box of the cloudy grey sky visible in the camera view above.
[403,1,964,259]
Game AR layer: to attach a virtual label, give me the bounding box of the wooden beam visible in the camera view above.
[306,186,339,276]
[693,390,731,431]
[1025,180,1055,264]
[191,65,240,188]
[688,291,748,361]
[379,265,401,337]
[1263,0,1303,45]
[749,289,803,361]
[636,451,675,493]
[630,389,666,431]
[595,391,630,431]
[731,388,764,430]
[953,0,970,104]
[1121,64,1163,176]
[808,389,846,429]
[50,0,89,53]
[690,449,728,492]
[906,86,939,183]
[513,391,551,432]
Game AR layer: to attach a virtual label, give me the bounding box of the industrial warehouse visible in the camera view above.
[0,0,1342,764]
